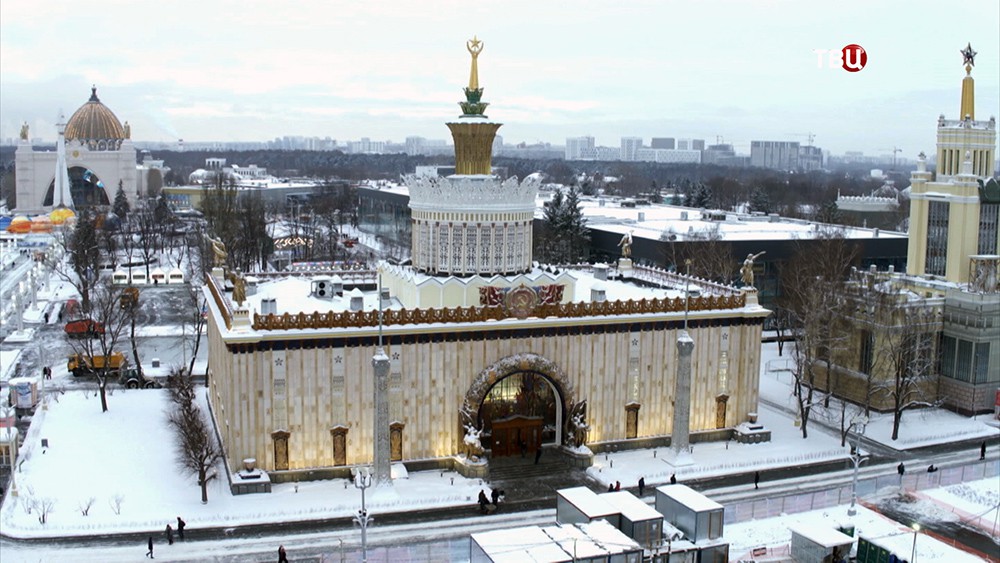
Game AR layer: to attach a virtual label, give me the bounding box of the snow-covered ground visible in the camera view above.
[1,341,997,561]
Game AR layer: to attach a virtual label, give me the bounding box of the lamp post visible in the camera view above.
[911,523,920,562]
[354,469,373,563]
[847,415,869,517]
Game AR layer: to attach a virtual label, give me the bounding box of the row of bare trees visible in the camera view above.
[166,372,222,503]
[780,230,941,443]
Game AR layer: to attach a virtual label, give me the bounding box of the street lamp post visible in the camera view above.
[354,469,373,563]
[911,523,920,562]
[847,415,869,517]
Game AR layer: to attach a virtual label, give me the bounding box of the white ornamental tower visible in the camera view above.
[54,112,74,209]
[407,37,538,277]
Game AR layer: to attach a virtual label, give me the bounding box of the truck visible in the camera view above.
[67,352,127,377]
[64,319,105,338]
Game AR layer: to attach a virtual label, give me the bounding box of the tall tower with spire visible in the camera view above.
[53,111,74,209]
[407,37,538,277]
[907,43,998,284]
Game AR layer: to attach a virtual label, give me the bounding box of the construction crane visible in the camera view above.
[877,147,903,169]
[786,132,816,146]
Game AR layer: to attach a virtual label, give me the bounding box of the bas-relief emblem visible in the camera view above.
[504,284,538,319]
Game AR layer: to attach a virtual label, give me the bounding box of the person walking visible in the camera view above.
[534,446,543,465]
[753,471,760,490]
[638,477,645,496]
[614,481,621,491]
[670,473,677,485]
[608,483,614,492]
[981,441,987,460]
[165,524,174,545]
[897,462,905,477]
[491,488,500,507]
[478,489,489,514]
[146,536,154,559]
[278,544,288,563]
[176,517,186,540]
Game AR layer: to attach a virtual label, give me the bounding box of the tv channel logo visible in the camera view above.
[813,44,867,72]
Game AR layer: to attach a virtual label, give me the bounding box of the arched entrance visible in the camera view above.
[44,166,110,207]
[462,353,578,458]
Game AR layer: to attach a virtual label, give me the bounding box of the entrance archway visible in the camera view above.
[462,353,578,457]
[44,166,110,207]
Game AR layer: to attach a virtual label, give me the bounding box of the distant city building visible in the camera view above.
[594,146,620,161]
[674,139,705,151]
[750,140,800,171]
[650,137,675,149]
[634,148,701,164]
[620,136,643,161]
[798,145,824,171]
[701,144,736,166]
[565,136,596,160]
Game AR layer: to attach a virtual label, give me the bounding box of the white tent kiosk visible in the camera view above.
[790,524,854,563]
[654,484,724,543]
[470,520,642,563]
[167,268,185,284]
[557,486,621,527]
[599,491,664,548]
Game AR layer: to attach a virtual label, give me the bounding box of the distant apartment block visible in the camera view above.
[635,148,702,164]
[675,138,705,151]
[750,140,801,171]
[565,136,596,160]
[650,137,675,149]
[620,137,643,161]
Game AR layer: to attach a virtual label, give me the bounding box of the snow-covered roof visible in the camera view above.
[789,523,855,548]
[599,491,663,522]
[471,526,571,562]
[354,182,903,243]
[557,486,618,518]
[656,484,723,512]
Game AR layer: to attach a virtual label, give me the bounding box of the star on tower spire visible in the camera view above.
[959,43,977,120]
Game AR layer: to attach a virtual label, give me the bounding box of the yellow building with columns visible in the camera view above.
[907,44,998,282]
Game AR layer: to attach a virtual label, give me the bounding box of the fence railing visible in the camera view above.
[723,461,999,525]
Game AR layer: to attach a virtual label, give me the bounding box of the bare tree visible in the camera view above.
[67,279,131,412]
[167,372,222,503]
[781,230,859,438]
[133,199,161,280]
[854,276,943,440]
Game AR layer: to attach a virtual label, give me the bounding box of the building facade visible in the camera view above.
[14,87,139,213]
[204,40,770,480]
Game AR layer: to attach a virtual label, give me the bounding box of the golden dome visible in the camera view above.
[50,206,76,225]
[65,86,125,146]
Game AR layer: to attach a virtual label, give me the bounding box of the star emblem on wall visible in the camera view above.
[334,356,342,364]
[274,358,284,367]
[392,352,400,361]
[631,338,639,346]
[960,43,976,67]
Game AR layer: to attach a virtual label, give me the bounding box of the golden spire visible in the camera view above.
[960,42,976,120]
[467,36,483,91]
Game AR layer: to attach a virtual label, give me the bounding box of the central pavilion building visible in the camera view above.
[204,40,770,481]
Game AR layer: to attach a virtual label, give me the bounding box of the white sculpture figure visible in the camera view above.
[740,251,766,287]
[463,423,483,459]
[618,231,633,259]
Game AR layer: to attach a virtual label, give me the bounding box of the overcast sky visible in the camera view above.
[2,0,998,156]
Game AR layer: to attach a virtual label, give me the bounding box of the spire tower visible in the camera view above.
[447,36,501,175]
[54,111,73,209]
[959,43,976,120]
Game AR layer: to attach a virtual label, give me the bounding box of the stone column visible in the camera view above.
[372,346,392,487]
[670,330,694,465]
